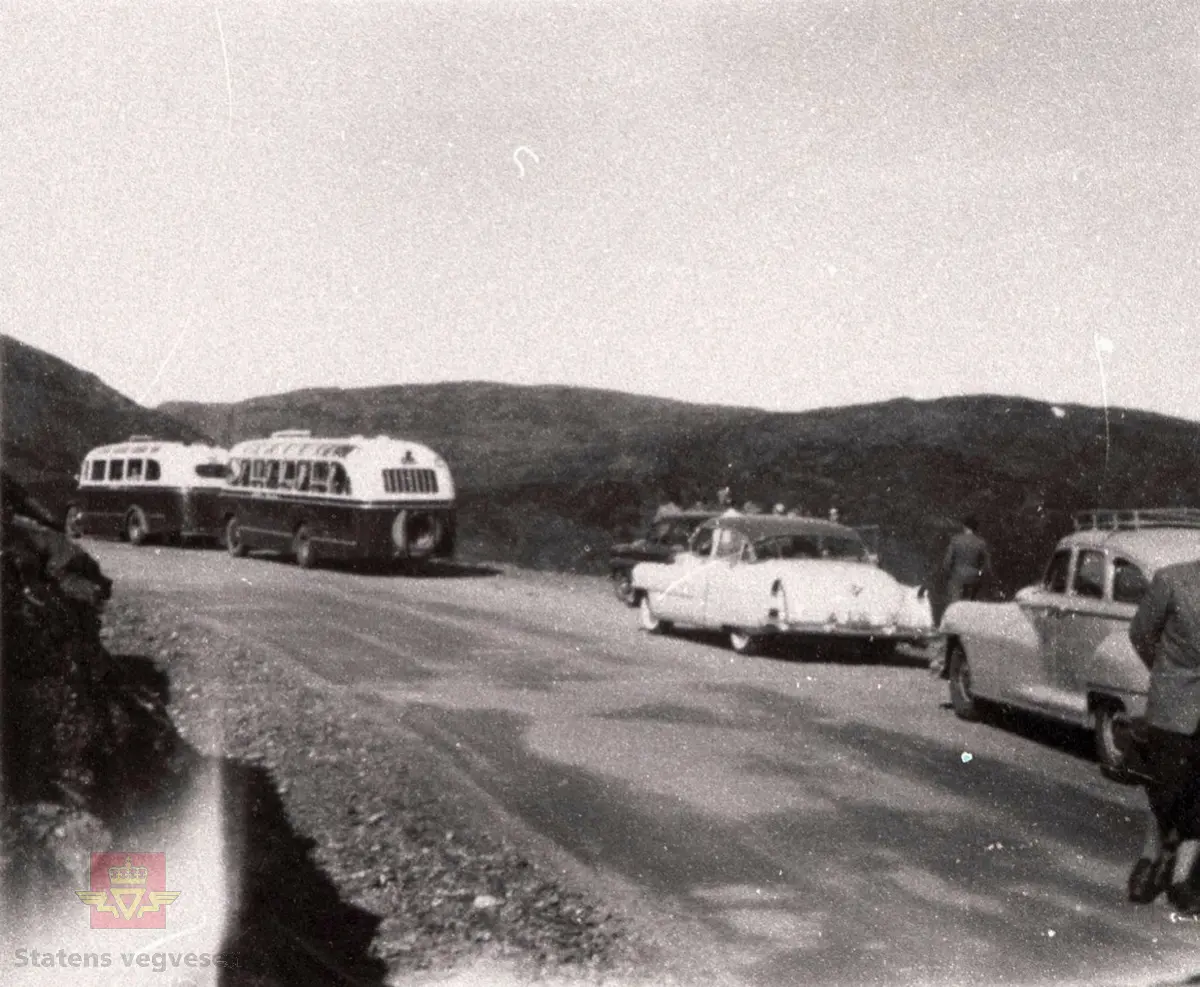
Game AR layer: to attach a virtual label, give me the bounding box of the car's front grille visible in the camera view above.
[382,468,439,495]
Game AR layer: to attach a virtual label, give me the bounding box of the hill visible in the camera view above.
[5,333,1198,592]
[163,384,1200,593]
[1,336,208,517]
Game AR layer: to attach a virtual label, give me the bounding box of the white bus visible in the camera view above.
[220,430,457,568]
[66,437,230,545]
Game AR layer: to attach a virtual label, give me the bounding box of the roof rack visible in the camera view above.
[126,434,156,442]
[1073,508,1200,532]
[270,429,312,438]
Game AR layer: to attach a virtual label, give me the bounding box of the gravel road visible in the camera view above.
[91,540,1200,987]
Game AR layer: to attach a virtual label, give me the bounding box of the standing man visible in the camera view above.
[1125,560,1200,910]
[943,515,990,609]
[930,515,991,675]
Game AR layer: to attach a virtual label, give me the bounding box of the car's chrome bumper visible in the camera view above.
[764,619,941,644]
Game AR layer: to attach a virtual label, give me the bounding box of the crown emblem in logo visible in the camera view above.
[75,852,180,929]
[108,857,149,887]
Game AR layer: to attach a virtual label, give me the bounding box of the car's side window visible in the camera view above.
[690,524,715,557]
[1113,558,1149,605]
[1072,550,1105,599]
[1043,549,1071,594]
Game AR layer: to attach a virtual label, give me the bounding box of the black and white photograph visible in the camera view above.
[3,2,1199,985]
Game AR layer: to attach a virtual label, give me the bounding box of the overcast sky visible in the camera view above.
[3,1,1197,420]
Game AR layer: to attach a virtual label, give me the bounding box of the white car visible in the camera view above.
[631,514,935,656]
[940,508,1200,777]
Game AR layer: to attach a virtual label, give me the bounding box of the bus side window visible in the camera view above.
[296,461,311,492]
[250,460,266,488]
[310,461,329,493]
[127,459,144,482]
[265,461,281,489]
[146,460,161,482]
[108,460,125,482]
[280,461,297,490]
[330,464,351,496]
[90,460,107,482]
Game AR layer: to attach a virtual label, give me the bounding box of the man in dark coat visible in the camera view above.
[1126,560,1200,909]
[942,515,991,609]
[929,515,991,675]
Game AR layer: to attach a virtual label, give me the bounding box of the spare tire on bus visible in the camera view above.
[391,510,443,559]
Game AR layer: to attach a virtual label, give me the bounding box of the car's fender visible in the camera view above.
[940,599,1040,702]
[1082,626,1149,715]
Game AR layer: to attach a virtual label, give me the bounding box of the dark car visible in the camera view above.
[609,508,718,605]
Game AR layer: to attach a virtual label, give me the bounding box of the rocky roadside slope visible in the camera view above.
[1,474,634,985]
[102,599,633,981]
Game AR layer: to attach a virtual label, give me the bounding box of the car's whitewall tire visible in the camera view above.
[639,595,671,634]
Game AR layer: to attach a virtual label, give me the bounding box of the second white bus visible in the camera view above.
[66,437,230,544]
[220,430,457,568]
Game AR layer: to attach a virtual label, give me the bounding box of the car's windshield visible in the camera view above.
[752,533,865,562]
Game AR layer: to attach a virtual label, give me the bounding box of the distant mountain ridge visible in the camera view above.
[1,336,209,514]
[5,333,1200,594]
[162,380,1200,591]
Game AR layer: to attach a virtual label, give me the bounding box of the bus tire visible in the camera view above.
[293,526,317,569]
[65,505,84,540]
[125,507,150,546]
[225,517,248,557]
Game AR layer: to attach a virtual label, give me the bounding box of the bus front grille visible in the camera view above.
[382,468,439,495]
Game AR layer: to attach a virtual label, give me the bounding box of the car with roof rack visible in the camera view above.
[939,507,1200,778]
[629,513,934,657]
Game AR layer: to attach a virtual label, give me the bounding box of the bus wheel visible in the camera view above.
[293,526,317,569]
[225,518,248,557]
[65,505,84,540]
[125,507,150,546]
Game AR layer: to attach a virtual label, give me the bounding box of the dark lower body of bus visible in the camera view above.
[219,492,456,569]
[65,486,226,546]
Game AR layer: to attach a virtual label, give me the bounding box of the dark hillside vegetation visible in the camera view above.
[2,336,207,518]
[4,333,1198,596]
[164,386,1200,595]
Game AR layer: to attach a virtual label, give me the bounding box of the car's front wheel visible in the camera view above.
[948,642,980,721]
[612,569,637,606]
[639,595,672,634]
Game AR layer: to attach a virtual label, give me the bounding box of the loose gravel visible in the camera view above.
[101,594,636,984]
